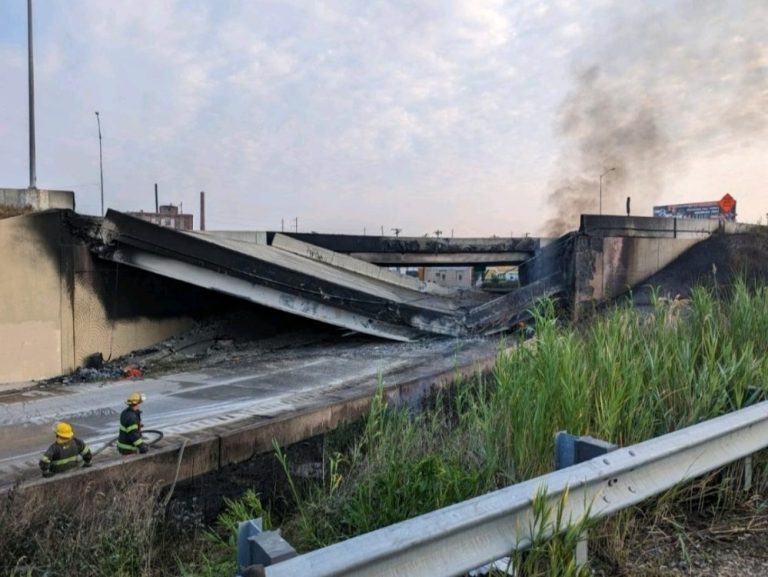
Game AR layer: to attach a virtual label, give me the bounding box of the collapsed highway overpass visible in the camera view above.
[90,210,563,341]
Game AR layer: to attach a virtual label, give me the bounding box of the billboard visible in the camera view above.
[653,194,736,221]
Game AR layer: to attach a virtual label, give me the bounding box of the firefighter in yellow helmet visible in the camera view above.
[39,421,92,477]
[118,392,148,455]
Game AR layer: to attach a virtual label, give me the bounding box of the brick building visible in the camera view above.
[128,204,193,231]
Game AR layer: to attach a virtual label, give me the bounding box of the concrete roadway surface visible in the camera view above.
[0,336,501,490]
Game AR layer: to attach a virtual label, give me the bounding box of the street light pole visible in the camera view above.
[95,111,104,216]
[27,0,36,189]
[599,167,616,215]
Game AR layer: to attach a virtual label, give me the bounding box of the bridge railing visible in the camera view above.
[264,401,768,577]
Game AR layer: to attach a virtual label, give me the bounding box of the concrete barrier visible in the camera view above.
[0,188,74,211]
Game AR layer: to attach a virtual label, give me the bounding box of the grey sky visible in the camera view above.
[0,1,765,235]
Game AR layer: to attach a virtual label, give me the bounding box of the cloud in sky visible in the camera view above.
[544,0,768,234]
[0,0,765,236]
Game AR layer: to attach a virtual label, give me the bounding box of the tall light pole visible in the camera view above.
[599,167,616,215]
[95,111,104,216]
[27,0,36,189]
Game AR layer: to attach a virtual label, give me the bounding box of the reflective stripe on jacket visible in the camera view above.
[117,407,144,453]
[39,438,92,474]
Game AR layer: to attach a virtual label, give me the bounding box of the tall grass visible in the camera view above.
[275,279,768,570]
[494,280,768,482]
[1,479,164,577]
[0,477,271,577]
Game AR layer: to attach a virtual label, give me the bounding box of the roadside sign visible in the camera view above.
[718,194,736,214]
[654,195,737,221]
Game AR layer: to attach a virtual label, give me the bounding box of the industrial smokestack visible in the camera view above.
[154,183,158,213]
[200,191,205,231]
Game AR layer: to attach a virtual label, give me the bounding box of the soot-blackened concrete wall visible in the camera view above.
[572,235,701,318]
[0,210,232,383]
[0,211,73,382]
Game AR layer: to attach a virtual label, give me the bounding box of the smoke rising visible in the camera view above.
[544,1,768,236]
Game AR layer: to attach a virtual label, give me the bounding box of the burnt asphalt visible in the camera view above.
[0,333,501,488]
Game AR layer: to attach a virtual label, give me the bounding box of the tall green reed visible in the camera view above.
[273,279,768,565]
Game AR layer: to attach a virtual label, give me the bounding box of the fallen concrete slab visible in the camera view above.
[81,211,571,342]
[94,210,483,340]
[268,233,457,296]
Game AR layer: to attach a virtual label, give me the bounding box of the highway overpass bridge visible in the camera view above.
[247,231,541,266]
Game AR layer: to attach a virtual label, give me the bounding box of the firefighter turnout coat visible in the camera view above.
[118,407,146,454]
[39,438,92,476]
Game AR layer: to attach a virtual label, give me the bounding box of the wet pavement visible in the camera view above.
[0,335,501,488]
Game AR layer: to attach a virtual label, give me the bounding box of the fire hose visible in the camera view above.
[90,429,165,457]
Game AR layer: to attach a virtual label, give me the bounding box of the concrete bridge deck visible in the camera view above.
[211,230,542,266]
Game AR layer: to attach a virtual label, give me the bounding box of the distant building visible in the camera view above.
[653,194,737,221]
[420,267,473,289]
[483,266,519,283]
[128,204,194,230]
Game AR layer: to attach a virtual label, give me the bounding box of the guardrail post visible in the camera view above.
[554,432,618,568]
[744,456,753,492]
[236,518,297,577]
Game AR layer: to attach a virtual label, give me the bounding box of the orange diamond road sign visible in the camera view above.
[718,194,736,214]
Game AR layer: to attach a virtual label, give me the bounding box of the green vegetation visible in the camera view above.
[3,280,768,576]
[180,490,271,577]
[272,280,768,571]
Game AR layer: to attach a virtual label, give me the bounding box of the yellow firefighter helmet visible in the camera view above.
[55,421,74,439]
[126,392,146,406]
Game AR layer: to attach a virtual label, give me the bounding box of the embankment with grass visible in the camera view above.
[3,281,768,576]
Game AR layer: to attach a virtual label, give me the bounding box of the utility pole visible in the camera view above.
[96,112,104,215]
[27,0,36,189]
[293,217,298,232]
[154,183,158,212]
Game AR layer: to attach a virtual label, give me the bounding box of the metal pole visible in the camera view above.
[96,112,104,215]
[154,183,159,212]
[200,191,205,231]
[27,0,36,189]
[599,174,602,215]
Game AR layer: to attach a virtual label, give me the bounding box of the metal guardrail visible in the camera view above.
[266,401,768,577]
